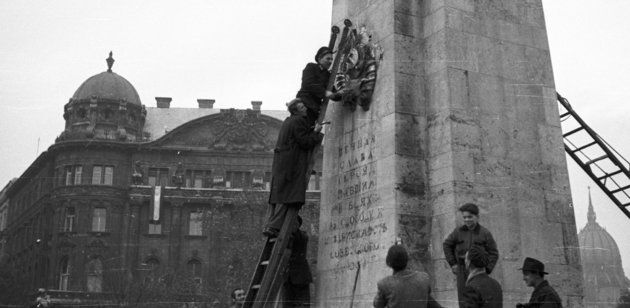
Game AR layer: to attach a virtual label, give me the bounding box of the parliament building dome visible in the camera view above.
[578,188,628,307]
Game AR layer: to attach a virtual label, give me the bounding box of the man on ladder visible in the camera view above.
[263,98,323,237]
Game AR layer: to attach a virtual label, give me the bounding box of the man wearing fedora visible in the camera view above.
[516,257,562,308]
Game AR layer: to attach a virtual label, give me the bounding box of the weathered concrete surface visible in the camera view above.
[316,0,583,307]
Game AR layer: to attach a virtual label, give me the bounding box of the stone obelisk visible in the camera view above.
[316,1,583,307]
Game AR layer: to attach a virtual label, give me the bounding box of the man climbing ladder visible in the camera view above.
[244,22,353,307]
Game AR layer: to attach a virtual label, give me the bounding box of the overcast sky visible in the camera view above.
[0,0,628,275]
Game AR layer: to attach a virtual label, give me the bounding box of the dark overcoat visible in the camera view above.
[268,114,323,204]
[296,62,330,114]
[461,273,503,308]
[524,280,562,308]
[373,270,443,308]
[287,229,313,285]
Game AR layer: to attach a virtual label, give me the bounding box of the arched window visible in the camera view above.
[86,258,103,292]
[59,256,70,290]
[187,259,202,284]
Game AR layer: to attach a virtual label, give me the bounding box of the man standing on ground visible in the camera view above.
[461,245,503,308]
[229,288,246,308]
[516,257,562,308]
[284,216,313,307]
[264,99,323,237]
[443,203,499,306]
[373,245,443,308]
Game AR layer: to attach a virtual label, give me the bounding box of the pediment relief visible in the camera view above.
[156,109,282,151]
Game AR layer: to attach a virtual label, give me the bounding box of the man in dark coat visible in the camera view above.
[264,99,323,237]
[443,203,499,307]
[516,257,563,308]
[373,245,443,308]
[296,46,336,125]
[461,245,502,308]
[284,216,313,307]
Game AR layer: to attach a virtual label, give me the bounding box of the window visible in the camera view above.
[74,166,82,185]
[187,259,202,285]
[148,222,161,235]
[63,207,75,232]
[212,175,224,187]
[189,211,203,236]
[148,168,169,186]
[104,166,113,185]
[59,256,70,290]
[226,171,251,189]
[184,170,211,188]
[92,166,114,185]
[307,173,321,191]
[65,165,82,185]
[143,258,160,283]
[92,208,106,232]
[86,258,103,292]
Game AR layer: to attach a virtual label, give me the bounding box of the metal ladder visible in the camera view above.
[243,207,298,308]
[557,92,630,218]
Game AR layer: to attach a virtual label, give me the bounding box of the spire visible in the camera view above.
[587,186,596,223]
[106,51,115,72]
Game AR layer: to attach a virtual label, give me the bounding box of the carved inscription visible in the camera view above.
[322,132,390,272]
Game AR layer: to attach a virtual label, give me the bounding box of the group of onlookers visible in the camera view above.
[374,203,563,308]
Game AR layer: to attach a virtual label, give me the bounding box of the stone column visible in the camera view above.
[316,0,583,307]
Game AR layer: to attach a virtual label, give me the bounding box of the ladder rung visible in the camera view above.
[585,155,608,166]
[252,284,261,290]
[268,238,277,243]
[261,261,269,266]
[598,170,623,181]
[611,185,630,194]
[623,203,630,208]
[560,111,571,118]
[563,126,584,137]
[572,141,597,153]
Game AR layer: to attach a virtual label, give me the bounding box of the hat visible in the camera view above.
[459,203,479,216]
[518,257,549,275]
[315,46,332,62]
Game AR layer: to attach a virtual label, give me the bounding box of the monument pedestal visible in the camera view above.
[316,1,583,307]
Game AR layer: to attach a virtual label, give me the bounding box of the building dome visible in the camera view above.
[71,52,141,105]
[579,203,622,267]
[579,188,628,307]
[57,52,147,142]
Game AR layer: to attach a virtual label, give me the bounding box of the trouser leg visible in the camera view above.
[266,203,288,230]
[456,261,467,307]
[265,203,303,231]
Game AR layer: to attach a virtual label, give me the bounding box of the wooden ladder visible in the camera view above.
[243,207,298,308]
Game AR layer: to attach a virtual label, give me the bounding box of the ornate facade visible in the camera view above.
[579,188,629,307]
[0,54,322,307]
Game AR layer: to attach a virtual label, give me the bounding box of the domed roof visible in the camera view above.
[578,190,622,265]
[578,188,626,287]
[72,52,141,105]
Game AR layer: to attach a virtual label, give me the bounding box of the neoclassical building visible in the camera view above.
[579,188,629,307]
[0,53,322,306]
